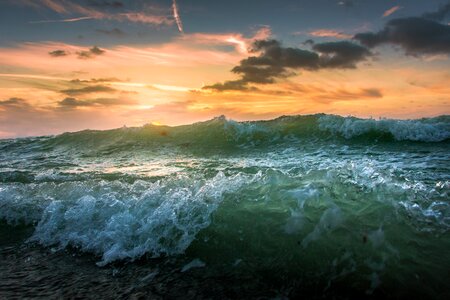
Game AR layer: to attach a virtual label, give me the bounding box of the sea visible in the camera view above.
[1,114,449,299]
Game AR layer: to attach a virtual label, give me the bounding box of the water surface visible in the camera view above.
[1,114,449,298]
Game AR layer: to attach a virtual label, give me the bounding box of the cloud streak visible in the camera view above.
[307,29,352,39]
[172,0,184,33]
[58,97,136,108]
[61,85,116,96]
[40,0,68,13]
[25,0,173,26]
[0,41,243,76]
[30,16,95,23]
[382,6,402,18]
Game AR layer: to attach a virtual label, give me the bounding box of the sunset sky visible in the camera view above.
[0,0,449,137]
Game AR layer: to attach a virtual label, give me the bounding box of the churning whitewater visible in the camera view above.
[0,114,449,296]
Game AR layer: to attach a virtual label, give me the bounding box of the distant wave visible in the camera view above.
[1,115,449,156]
[318,115,450,142]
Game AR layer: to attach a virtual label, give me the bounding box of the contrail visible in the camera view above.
[172,0,184,33]
[29,16,94,24]
[382,5,402,18]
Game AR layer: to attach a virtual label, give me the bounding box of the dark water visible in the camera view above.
[1,114,449,299]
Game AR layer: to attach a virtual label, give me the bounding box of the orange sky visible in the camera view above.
[1,1,449,138]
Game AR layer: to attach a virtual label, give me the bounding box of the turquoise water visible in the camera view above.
[1,114,449,297]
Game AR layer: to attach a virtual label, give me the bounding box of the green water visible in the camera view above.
[0,114,449,298]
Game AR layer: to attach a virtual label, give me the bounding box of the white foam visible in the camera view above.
[22,171,250,266]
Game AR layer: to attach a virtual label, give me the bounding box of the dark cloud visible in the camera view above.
[58,97,136,108]
[204,39,318,91]
[70,78,122,84]
[61,85,117,96]
[361,88,383,98]
[77,52,92,59]
[0,98,36,128]
[354,17,450,55]
[203,81,259,92]
[204,39,371,91]
[422,2,450,22]
[58,97,90,107]
[0,97,29,107]
[77,46,106,59]
[313,41,372,68]
[49,50,68,57]
[249,40,320,70]
[96,28,126,37]
[90,46,105,55]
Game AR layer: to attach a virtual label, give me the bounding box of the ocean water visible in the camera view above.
[1,114,449,298]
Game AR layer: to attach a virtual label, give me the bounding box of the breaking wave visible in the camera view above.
[16,114,447,155]
[0,113,449,296]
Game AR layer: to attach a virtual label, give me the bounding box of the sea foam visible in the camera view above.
[21,172,251,266]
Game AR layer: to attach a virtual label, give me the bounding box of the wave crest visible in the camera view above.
[318,115,450,142]
[1,115,448,156]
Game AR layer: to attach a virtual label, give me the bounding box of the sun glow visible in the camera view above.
[151,121,164,126]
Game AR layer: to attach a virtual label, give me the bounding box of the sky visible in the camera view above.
[0,0,449,137]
